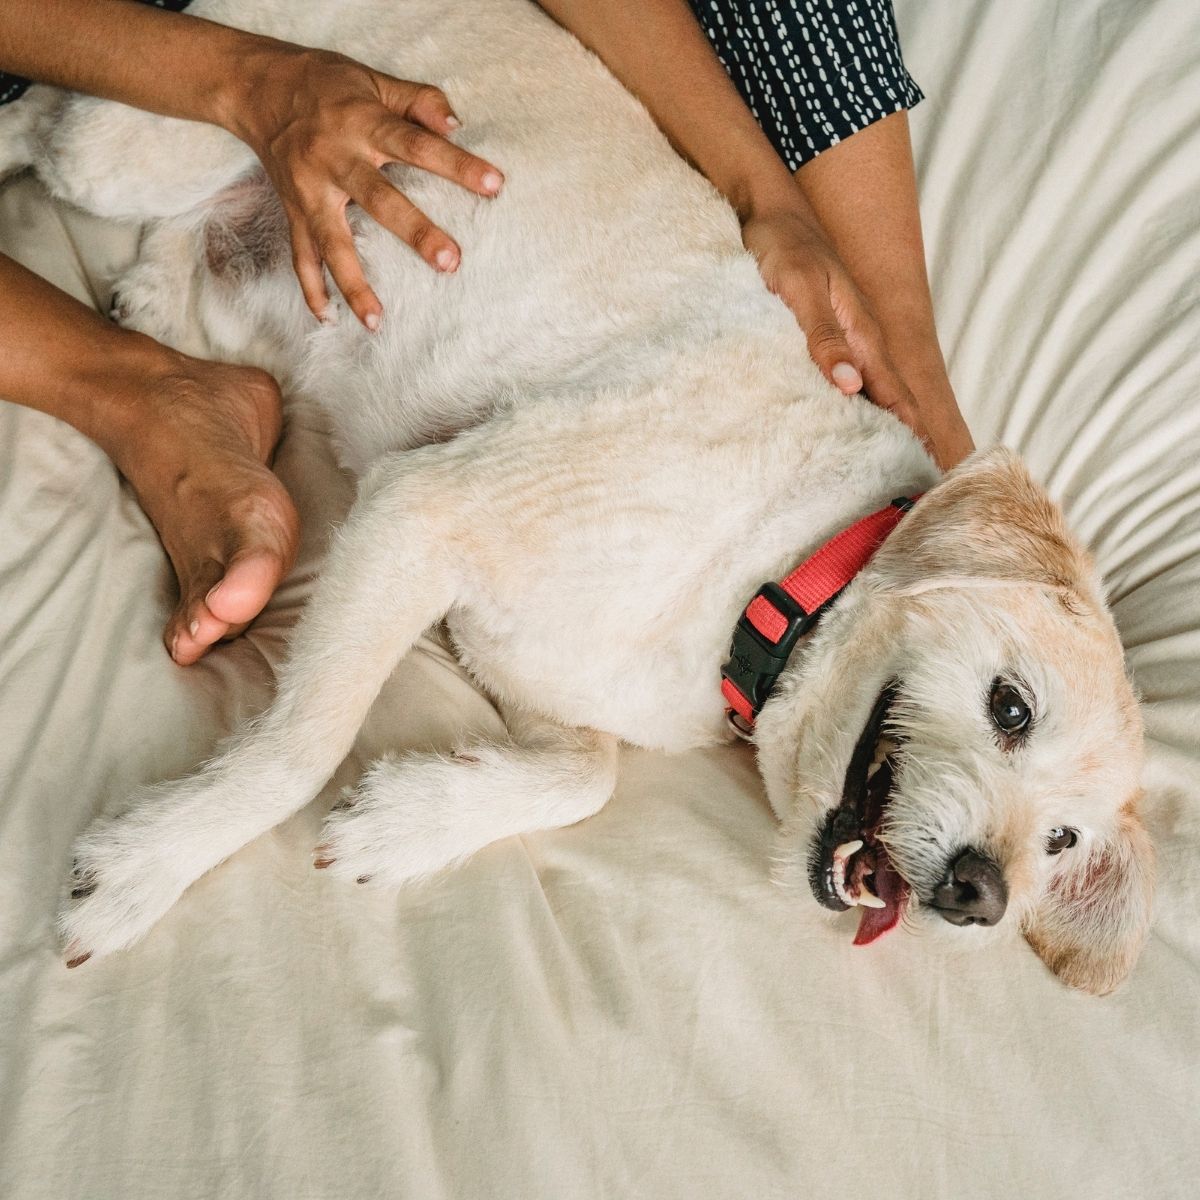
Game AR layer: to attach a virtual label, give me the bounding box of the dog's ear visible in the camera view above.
[1023,797,1155,995]
[873,446,1099,604]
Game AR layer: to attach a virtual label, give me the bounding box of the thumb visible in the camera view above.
[792,298,864,394]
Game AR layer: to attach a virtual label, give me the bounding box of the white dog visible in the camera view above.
[2,0,1152,993]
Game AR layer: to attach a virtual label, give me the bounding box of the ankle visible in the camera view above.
[54,326,182,457]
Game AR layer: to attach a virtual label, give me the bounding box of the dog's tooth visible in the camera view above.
[831,840,864,907]
[857,875,886,909]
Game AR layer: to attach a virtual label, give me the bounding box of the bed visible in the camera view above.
[1,1,1197,1196]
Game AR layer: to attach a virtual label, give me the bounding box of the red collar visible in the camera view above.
[720,496,919,735]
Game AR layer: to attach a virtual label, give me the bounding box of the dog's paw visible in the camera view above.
[109,242,194,345]
[59,805,192,966]
[314,751,495,888]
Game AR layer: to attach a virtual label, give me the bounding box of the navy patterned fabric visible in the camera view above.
[0,0,193,107]
[687,0,923,170]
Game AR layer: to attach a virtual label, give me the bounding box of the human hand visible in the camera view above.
[742,206,949,461]
[223,45,504,329]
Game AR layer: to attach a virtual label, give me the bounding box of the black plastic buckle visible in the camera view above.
[720,582,823,717]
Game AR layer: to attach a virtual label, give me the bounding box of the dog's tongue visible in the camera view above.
[852,844,909,946]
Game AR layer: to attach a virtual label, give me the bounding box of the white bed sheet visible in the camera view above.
[1,2,1198,1197]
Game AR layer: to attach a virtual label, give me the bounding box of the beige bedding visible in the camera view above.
[1,1,1198,1196]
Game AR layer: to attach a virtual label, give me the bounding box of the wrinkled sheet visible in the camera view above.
[1,2,1198,1196]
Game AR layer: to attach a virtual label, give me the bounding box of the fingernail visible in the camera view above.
[831,362,862,392]
[435,247,458,272]
[481,170,503,194]
[365,311,381,332]
[188,619,200,638]
[445,114,461,130]
[206,581,222,604]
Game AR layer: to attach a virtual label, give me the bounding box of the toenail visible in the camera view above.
[206,581,222,604]
[366,312,381,332]
[189,619,200,638]
[170,634,181,661]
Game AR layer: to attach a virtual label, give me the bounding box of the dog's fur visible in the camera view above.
[1,0,1152,992]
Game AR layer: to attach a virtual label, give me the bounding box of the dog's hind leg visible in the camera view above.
[59,452,465,962]
[314,708,620,887]
[33,92,257,222]
[108,221,207,353]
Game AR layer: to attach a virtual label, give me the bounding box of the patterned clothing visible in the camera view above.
[686,0,923,169]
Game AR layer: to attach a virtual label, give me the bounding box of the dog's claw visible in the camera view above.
[64,941,92,969]
[356,875,372,885]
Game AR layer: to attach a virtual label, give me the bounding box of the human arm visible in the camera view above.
[535,0,972,466]
[0,0,505,328]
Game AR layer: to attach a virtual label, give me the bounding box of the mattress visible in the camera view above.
[1,1,1197,1196]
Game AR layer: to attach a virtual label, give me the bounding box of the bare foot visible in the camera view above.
[98,343,300,664]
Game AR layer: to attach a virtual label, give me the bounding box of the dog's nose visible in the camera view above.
[931,850,1008,926]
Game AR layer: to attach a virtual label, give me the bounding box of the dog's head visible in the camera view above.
[756,447,1152,995]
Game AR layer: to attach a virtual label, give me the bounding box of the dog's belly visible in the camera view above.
[174,0,758,472]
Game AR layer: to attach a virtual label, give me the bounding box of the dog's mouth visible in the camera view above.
[807,685,911,946]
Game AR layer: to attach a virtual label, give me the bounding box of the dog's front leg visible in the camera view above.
[60,452,464,964]
[315,708,619,886]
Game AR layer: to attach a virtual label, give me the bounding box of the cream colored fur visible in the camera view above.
[0,0,1151,993]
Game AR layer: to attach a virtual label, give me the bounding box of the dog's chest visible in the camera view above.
[434,388,937,751]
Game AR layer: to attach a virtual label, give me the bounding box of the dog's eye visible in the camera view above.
[989,680,1032,736]
[1046,826,1078,854]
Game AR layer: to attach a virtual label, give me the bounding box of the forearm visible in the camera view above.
[0,0,274,134]
[537,0,803,221]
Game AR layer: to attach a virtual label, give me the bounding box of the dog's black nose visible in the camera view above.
[931,850,1008,926]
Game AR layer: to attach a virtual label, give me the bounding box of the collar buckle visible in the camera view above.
[720,582,830,723]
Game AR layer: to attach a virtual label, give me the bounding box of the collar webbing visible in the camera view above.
[720,496,919,734]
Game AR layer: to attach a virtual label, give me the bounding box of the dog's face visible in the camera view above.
[757,448,1153,995]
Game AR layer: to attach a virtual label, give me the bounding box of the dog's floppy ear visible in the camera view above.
[873,446,1099,603]
[1023,797,1155,995]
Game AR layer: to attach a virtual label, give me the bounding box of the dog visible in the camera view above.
[0,0,1153,993]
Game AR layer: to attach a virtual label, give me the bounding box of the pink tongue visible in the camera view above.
[852,846,909,946]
